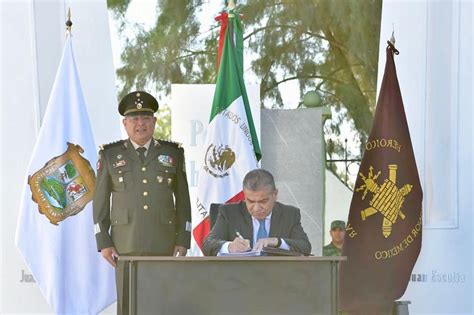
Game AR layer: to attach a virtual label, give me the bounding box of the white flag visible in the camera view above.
[15,35,115,314]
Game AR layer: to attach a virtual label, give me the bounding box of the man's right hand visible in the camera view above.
[101,246,118,268]
[228,237,251,253]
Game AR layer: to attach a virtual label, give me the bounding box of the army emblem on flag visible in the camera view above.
[357,164,413,238]
[28,142,96,225]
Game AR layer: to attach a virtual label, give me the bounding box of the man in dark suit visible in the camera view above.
[93,91,191,315]
[203,169,311,256]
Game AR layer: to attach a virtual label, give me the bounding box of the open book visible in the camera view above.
[217,247,303,257]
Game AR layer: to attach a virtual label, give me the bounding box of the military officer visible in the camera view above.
[323,220,345,256]
[93,91,191,315]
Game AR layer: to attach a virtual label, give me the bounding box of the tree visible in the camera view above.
[107,0,382,186]
[153,105,171,140]
[64,162,77,179]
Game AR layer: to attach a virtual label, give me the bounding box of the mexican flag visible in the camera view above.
[193,10,261,251]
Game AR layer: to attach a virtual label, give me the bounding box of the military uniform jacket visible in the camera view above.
[323,242,342,257]
[202,201,312,256]
[93,138,191,255]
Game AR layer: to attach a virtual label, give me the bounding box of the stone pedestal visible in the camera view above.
[261,107,331,255]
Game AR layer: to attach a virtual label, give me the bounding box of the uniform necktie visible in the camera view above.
[136,147,146,163]
[256,218,268,241]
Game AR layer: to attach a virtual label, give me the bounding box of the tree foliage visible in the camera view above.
[153,105,171,140]
[108,0,382,186]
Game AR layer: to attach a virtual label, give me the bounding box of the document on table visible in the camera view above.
[217,250,262,257]
[217,247,303,257]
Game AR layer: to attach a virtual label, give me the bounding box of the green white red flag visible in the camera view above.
[193,10,261,251]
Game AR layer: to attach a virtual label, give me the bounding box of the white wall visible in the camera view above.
[0,0,120,313]
[324,170,352,245]
[378,1,473,313]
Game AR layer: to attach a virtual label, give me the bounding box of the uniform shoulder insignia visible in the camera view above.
[158,139,182,148]
[101,140,126,150]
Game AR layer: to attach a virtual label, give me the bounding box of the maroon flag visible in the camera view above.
[339,43,423,315]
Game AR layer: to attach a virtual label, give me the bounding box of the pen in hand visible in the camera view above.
[235,231,251,251]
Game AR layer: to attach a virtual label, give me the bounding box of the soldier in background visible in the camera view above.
[93,91,191,315]
[323,220,346,256]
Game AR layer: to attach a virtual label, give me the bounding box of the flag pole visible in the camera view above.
[65,8,73,36]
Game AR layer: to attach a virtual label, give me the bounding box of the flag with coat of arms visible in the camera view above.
[339,42,422,315]
[193,9,262,251]
[15,34,115,314]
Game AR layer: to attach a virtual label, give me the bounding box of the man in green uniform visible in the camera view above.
[323,220,345,256]
[93,91,191,315]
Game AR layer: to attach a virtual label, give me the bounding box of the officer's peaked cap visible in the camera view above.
[118,91,159,116]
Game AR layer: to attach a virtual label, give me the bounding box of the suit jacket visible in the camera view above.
[203,201,312,256]
[93,138,191,255]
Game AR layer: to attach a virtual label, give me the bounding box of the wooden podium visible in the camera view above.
[119,256,345,315]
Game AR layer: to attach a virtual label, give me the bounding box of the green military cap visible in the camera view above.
[330,220,346,230]
[118,91,159,116]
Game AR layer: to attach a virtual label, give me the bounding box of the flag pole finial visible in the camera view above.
[226,0,236,18]
[390,24,396,46]
[227,0,236,10]
[66,8,73,35]
[387,24,399,55]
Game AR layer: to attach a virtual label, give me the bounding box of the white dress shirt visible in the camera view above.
[130,138,152,157]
